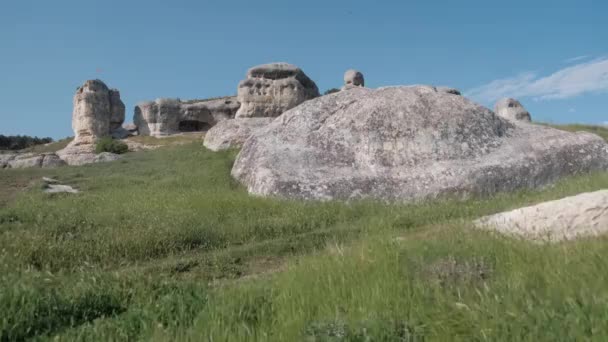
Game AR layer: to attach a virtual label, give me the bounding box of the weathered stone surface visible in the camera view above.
[494,98,531,122]
[7,153,43,168]
[56,144,121,166]
[232,86,608,202]
[204,118,274,151]
[0,153,17,168]
[72,79,126,144]
[476,190,608,242]
[134,97,239,137]
[40,153,66,168]
[235,63,319,118]
[123,122,138,132]
[342,69,365,90]
[45,184,79,194]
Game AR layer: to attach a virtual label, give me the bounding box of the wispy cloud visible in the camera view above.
[563,55,590,64]
[465,57,608,103]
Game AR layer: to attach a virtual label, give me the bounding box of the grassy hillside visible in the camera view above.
[1,140,608,340]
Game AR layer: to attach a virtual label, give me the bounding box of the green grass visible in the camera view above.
[126,133,205,146]
[1,141,608,340]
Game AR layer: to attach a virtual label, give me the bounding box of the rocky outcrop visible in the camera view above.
[134,97,240,137]
[235,63,319,118]
[72,79,126,144]
[204,118,274,151]
[342,69,365,90]
[1,153,66,169]
[494,98,531,122]
[232,85,608,202]
[476,190,608,242]
[56,144,121,166]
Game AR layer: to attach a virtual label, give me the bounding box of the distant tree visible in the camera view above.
[0,135,53,150]
[323,88,341,95]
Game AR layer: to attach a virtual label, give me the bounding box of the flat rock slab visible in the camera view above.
[44,184,79,194]
[232,86,608,202]
[204,118,274,151]
[475,190,608,242]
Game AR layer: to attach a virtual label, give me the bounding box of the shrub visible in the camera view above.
[95,137,128,154]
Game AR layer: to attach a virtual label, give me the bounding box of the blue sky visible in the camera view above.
[1,0,607,139]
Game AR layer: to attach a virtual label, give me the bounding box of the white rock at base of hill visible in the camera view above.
[475,190,608,242]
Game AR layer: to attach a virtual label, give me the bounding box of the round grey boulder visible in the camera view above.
[232,86,608,202]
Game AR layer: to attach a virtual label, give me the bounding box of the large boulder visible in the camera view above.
[235,63,320,118]
[494,98,531,122]
[476,190,608,242]
[134,97,240,137]
[232,86,608,202]
[3,153,66,169]
[72,79,125,144]
[204,118,274,151]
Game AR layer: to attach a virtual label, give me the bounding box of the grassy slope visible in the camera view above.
[1,133,608,340]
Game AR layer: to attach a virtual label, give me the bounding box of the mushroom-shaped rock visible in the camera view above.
[342,69,365,90]
[235,63,320,118]
[494,98,531,122]
[232,86,608,202]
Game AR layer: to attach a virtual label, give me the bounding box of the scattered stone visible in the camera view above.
[42,177,59,184]
[204,118,274,151]
[475,190,608,242]
[235,63,320,118]
[7,153,42,168]
[134,97,239,137]
[57,144,121,166]
[342,69,365,90]
[494,98,531,122]
[45,184,79,194]
[232,85,608,202]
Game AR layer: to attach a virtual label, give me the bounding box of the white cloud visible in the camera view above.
[563,55,589,63]
[465,58,608,103]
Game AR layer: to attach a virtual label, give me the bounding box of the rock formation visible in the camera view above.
[134,97,240,137]
[476,190,608,242]
[1,153,66,169]
[235,63,320,118]
[232,85,608,202]
[494,98,531,122]
[71,79,126,144]
[204,118,274,151]
[342,69,365,90]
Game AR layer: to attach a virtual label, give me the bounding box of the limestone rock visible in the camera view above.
[72,79,126,144]
[232,86,608,202]
[204,118,274,151]
[235,63,319,118]
[494,98,531,122]
[45,184,79,194]
[342,69,365,90]
[475,190,608,242]
[134,97,239,137]
[41,153,66,168]
[7,153,43,168]
[0,153,17,168]
[56,143,121,166]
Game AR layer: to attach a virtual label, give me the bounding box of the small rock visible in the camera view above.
[494,98,531,122]
[342,69,365,90]
[45,184,79,194]
[42,177,59,184]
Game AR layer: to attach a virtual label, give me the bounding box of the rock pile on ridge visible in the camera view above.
[342,69,365,90]
[134,97,239,137]
[232,85,608,202]
[235,63,320,118]
[494,98,531,122]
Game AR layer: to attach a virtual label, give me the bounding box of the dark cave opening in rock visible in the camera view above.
[178,120,211,132]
